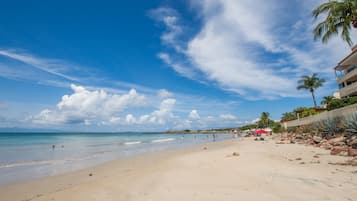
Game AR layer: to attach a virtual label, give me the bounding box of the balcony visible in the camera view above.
[336,66,357,83]
[339,81,357,97]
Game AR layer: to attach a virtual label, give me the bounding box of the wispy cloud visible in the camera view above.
[0,48,174,97]
[0,49,80,81]
[152,0,356,99]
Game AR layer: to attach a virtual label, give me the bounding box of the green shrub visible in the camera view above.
[327,96,357,111]
[344,113,357,135]
[272,122,282,133]
[318,117,342,138]
[301,108,318,118]
[281,112,297,121]
[287,126,297,133]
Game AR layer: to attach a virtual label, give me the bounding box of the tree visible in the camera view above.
[297,73,325,107]
[321,95,335,105]
[257,112,274,128]
[312,0,357,46]
[281,112,297,121]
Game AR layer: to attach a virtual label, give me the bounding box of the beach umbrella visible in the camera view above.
[255,129,268,135]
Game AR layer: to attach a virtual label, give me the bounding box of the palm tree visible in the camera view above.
[321,95,335,105]
[258,112,272,128]
[312,0,357,46]
[297,73,326,107]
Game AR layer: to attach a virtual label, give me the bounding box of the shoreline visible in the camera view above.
[1,136,356,201]
[0,133,232,185]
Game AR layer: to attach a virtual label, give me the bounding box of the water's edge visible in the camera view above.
[0,133,233,185]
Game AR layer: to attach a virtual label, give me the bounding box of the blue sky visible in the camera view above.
[0,0,355,131]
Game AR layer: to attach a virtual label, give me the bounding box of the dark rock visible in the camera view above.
[351,143,357,149]
[330,146,348,156]
[313,136,322,143]
[232,152,240,157]
[295,157,302,161]
[329,137,345,146]
[295,135,303,140]
[333,141,346,147]
[348,148,357,157]
[89,173,93,176]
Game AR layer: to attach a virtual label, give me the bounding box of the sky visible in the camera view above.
[0,0,356,132]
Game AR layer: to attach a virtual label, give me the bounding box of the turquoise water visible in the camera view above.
[0,132,232,185]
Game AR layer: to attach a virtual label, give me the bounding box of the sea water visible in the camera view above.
[0,132,232,185]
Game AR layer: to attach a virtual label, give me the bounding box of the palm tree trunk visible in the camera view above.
[311,91,317,108]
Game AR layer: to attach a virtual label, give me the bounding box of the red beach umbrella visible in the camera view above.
[255,129,268,135]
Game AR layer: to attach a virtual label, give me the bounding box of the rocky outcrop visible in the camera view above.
[276,131,357,160]
[348,148,357,157]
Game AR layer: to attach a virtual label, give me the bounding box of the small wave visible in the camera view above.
[87,142,120,147]
[151,138,175,143]
[0,151,112,169]
[124,141,142,145]
[0,160,59,168]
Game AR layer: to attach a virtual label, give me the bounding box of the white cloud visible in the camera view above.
[157,89,173,99]
[157,53,196,79]
[219,114,237,120]
[149,7,184,53]
[251,118,260,124]
[154,0,356,99]
[125,114,137,125]
[32,84,146,125]
[119,98,177,126]
[148,98,177,125]
[188,109,200,120]
[0,49,79,81]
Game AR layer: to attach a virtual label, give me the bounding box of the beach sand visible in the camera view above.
[1,136,356,201]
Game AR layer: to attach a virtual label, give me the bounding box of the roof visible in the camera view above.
[335,46,357,71]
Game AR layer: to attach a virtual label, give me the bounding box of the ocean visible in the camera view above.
[0,132,232,185]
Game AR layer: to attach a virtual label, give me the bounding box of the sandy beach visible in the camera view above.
[1,136,356,201]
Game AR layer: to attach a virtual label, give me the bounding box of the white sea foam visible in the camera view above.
[151,138,175,143]
[0,152,110,169]
[124,141,142,145]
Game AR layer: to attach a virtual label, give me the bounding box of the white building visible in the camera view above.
[334,45,357,98]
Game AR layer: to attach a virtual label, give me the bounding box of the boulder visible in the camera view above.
[295,135,304,140]
[330,146,348,155]
[350,158,357,166]
[232,152,240,157]
[333,141,346,146]
[313,136,322,143]
[348,148,357,157]
[352,143,357,149]
[329,136,345,146]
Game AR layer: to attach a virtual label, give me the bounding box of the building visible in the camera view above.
[334,45,357,98]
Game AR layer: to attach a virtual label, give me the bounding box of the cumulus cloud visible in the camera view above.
[32,84,146,124]
[188,110,200,120]
[122,98,178,126]
[153,0,356,99]
[157,89,173,99]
